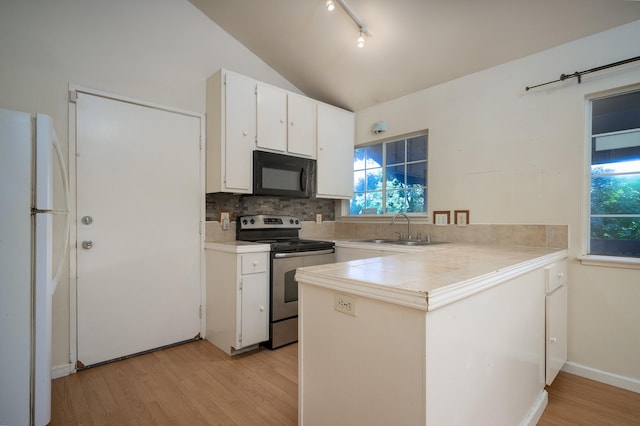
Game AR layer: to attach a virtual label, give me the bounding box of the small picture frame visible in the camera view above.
[454,210,470,226]
[433,211,450,226]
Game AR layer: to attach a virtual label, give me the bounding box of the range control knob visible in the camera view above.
[250,218,255,224]
[242,219,248,225]
[295,219,299,224]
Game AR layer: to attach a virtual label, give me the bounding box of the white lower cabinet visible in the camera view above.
[545,261,568,385]
[206,246,269,355]
[298,254,564,425]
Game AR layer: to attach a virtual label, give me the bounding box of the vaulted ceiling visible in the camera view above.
[190,0,640,111]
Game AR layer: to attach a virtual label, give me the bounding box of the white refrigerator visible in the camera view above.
[0,108,68,426]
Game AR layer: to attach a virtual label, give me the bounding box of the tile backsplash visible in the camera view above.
[205,193,336,222]
[205,193,567,249]
[334,222,568,249]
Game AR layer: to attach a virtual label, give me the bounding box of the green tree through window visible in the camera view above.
[589,90,640,257]
[351,134,427,215]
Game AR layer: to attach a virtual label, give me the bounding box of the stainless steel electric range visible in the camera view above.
[236,214,335,349]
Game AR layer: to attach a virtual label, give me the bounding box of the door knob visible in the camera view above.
[82,240,93,249]
[81,215,93,225]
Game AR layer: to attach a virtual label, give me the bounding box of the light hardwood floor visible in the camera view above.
[539,370,640,425]
[51,340,640,425]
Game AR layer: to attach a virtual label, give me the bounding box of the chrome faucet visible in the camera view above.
[392,213,412,240]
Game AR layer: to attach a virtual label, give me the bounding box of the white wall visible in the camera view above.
[355,20,640,385]
[0,0,300,370]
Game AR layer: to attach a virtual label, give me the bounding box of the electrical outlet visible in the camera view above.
[220,211,230,230]
[316,213,322,224]
[335,293,356,316]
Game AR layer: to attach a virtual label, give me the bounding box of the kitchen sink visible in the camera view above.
[389,240,449,246]
[355,239,398,244]
[352,239,449,246]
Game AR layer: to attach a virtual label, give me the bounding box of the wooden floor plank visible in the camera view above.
[52,340,297,426]
[539,371,640,426]
[52,340,639,425]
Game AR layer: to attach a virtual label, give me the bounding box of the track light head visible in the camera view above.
[326,0,371,48]
[356,30,365,48]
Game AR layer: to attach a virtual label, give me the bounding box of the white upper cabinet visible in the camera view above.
[316,102,354,199]
[256,83,287,152]
[287,93,317,158]
[206,69,255,193]
[206,69,354,197]
[256,83,317,159]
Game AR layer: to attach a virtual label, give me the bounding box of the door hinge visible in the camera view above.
[69,90,78,103]
[239,279,243,291]
[199,305,202,319]
[238,333,242,344]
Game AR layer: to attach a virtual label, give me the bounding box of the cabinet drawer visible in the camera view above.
[545,261,567,293]
[241,253,268,274]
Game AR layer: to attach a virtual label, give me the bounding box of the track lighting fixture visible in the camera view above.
[327,0,371,48]
[356,30,365,48]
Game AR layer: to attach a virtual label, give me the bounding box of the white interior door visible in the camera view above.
[76,92,202,367]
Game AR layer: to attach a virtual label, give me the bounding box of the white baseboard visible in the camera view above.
[52,362,75,379]
[562,361,640,393]
[521,389,548,426]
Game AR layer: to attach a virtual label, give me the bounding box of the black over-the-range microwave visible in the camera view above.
[253,150,316,198]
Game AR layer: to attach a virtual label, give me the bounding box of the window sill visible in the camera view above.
[578,255,640,270]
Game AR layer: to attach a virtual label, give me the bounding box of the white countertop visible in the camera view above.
[296,243,567,311]
[204,240,270,253]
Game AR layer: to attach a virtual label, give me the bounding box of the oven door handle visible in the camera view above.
[273,248,335,259]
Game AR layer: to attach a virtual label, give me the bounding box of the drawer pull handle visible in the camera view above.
[253,261,259,266]
[259,306,265,312]
[549,337,557,343]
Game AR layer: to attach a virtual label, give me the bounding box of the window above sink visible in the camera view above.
[349,132,428,217]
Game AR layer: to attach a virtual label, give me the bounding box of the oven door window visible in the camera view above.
[284,269,298,303]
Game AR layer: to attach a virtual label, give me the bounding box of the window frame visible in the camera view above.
[580,86,640,268]
[346,132,429,218]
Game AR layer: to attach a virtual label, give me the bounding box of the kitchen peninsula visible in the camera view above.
[296,243,567,426]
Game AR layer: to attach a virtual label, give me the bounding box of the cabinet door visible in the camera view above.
[316,103,354,199]
[240,273,269,348]
[546,284,567,385]
[288,93,317,158]
[256,83,287,152]
[225,72,255,192]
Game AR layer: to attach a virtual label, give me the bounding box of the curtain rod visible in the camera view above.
[525,55,640,91]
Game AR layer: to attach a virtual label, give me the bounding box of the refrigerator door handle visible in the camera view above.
[50,130,70,294]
